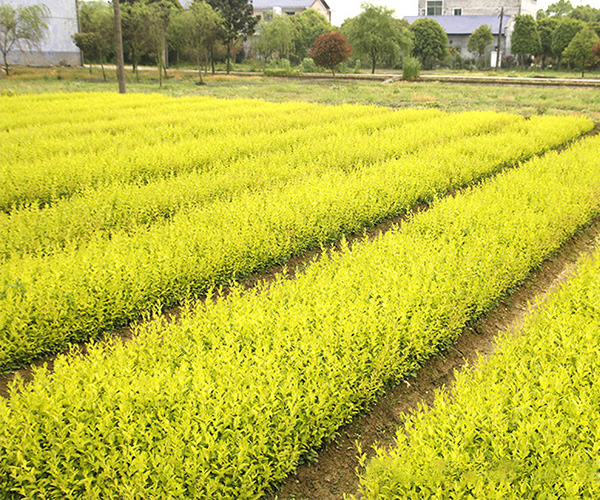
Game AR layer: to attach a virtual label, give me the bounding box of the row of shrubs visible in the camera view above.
[260,57,421,80]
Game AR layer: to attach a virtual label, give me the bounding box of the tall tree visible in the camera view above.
[563,25,600,77]
[206,0,258,73]
[122,1,151,81]
[467,23,493,65]
[511,14,541,64]
[546,0,574,18]
[536,17,558,67]
[179,1,222,83]
[551,17,584,65]
[290,8,331,62]
[256,13,295,60]
[342,3,411,74]
[410,18,448,70]
[310,31,351,78]
[569,5,600,23]
[73,1,114,80]
[113,0,127,93]
[0,4,49,77]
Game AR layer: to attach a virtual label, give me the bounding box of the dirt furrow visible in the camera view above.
[268,216,600,500]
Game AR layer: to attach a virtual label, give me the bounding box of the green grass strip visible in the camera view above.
[0,115,588,370]
[1,133,600,499]
[358,225,600,500]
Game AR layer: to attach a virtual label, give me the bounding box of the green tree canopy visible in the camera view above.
[122,1,152,79]
[73,1,114,80]
[569,5,600,23]
[0,3,49,77]
[341,2,412,74]
[256,13,296,60]
[290,9,331,62]
[551,17,584,62]
[563,25,600,76]
[467,23,493,63]
[511,14,541,61]
[310,30,351,77]
[206,0,259,73]
[536,17,559,65]
[410,18,448,69]
[546,0,574,18]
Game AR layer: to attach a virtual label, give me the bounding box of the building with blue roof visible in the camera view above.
[407,0,538,63]
[405,14,513,61]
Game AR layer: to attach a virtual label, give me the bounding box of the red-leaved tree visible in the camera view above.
[594,41,600,63]
[310,31,352,78]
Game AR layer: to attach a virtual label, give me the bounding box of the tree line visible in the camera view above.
[2,0,599,82]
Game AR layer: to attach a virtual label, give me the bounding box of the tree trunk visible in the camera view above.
[226,42,231,74]
[158,53,163,87]
[197,54,203,84]
[113,0,127,94]
[371,51,376,74]
[100,54,106,81]
[162,35,168,78]
[211,46,215,74]
[3,52,10,77]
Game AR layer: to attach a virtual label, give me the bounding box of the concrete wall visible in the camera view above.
[1,0,81,66]
[418,0,536,18]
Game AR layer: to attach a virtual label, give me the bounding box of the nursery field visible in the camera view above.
[1,92,600,499]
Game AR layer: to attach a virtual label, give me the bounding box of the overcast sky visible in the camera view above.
[329,0,600,26]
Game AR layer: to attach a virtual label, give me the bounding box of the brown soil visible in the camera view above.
[268,218,600,500]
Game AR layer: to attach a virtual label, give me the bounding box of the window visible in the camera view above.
[427,1,442,15]
[454,8,462,15]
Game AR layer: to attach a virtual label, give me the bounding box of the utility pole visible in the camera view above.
[75,0,84,67]
[495,7,504,71]
[113,0,127,94]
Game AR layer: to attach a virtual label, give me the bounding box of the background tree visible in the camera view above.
[551,17,584,66]
[545,0,574,18]
[511,14,541,65]
[410,18,448,69]
[290,8,331,63]
[206,0,258,73]
[467,23,493,66]
[256,13,295,60]
[342,3,412,74]
[594,40,600,62]
[122,1,151,80]
[536,17,558,66]
[73,1,114,80]
[147,0,173,86]
[569,5,600,22]
[181,1,222,82]
[167,8,188,68]
[310,31,351,77]
[0,4,49,77]
[563,25,600,77]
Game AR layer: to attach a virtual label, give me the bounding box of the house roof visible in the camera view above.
[404,15,511,35]
[253,0,329,10]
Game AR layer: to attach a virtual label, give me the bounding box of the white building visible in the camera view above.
[253,0,331,23]
[1,0,80,66]
[417,0,536,17]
